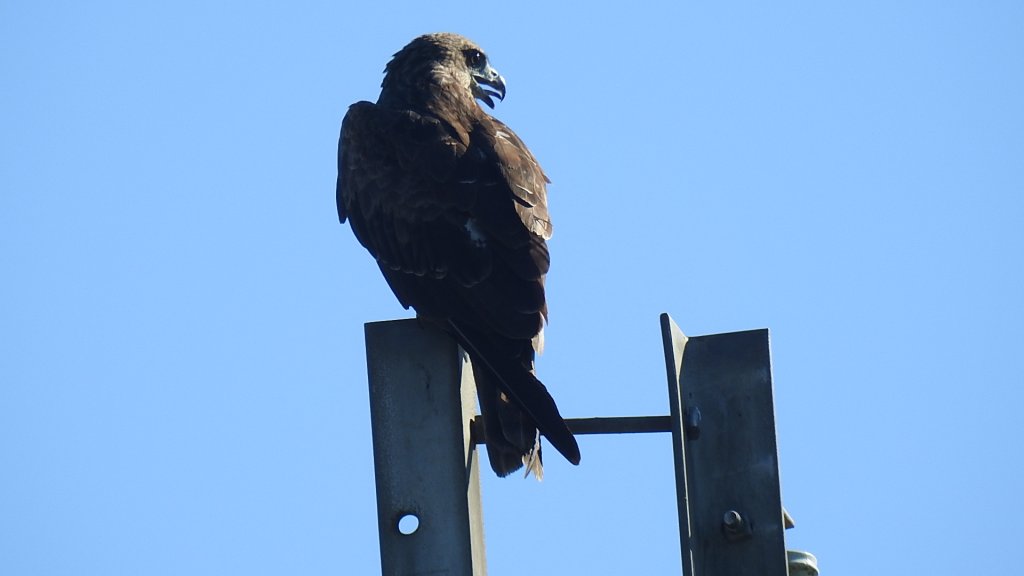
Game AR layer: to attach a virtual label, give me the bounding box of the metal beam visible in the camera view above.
[661,314,695,576]
[661,313,788,576]
[362,315,792,576]
[365,319,486,576]
[469,416,672,442]
[567,416,673,435]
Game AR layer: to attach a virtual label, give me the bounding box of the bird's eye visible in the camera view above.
[465,50,486,70]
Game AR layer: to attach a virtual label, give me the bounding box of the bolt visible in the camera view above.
[722,510,744,532]
[721,509,753,541]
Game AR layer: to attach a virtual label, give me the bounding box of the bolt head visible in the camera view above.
[723,510,743,528]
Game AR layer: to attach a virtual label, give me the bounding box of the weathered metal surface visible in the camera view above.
[362,315,791,576]
[662,313,788,576]
[365,319,486,576]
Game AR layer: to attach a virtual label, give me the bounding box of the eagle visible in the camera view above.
[336,33,580,478]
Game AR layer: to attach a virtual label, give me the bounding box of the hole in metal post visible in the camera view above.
[397,513,420,535]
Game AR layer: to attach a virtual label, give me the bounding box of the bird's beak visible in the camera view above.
[472,64,506,109]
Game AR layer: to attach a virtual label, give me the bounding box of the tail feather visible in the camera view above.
[473,361,541,478]
[449,319,581,473]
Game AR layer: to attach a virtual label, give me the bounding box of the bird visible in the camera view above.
[336,32,580,478]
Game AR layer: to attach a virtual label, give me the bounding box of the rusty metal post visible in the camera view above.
[365,319,486,576]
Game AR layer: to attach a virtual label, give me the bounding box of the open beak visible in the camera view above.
[472,64,506,108]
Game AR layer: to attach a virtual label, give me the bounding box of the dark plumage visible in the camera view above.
[337,33,580,477]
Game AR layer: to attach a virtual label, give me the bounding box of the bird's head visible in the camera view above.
[381,33,506,110]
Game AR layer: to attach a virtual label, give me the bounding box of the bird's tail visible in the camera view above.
[472,361,544,478]
[448,320,580,477]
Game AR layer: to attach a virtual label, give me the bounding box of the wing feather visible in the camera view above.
[339,102,492,285]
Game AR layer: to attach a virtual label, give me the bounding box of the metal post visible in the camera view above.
[365,319,486,576]
[661,313,788,576]
[661,314,695,576]
[361,315,801,576]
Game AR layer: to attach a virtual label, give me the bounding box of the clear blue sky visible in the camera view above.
[3,1,1022,574]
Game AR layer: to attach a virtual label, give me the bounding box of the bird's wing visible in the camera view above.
[339,102,552,321]
[338,101,494,290]
[444,116,553,313]
[485,116,552,241]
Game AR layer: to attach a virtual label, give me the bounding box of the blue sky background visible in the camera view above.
[3,1,1022,574]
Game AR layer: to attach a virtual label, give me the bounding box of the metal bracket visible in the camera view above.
[661,313,788,576]
[362,315,796,576]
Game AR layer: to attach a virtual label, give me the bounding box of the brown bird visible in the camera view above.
[336,33,580,478]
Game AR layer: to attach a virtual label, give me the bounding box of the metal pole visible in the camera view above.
[361,315,799,576]
[661,313,789,576]
[365,319,486,576]
[661,314,695,576]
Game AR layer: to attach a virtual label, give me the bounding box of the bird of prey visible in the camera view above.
[337,33,580,478]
